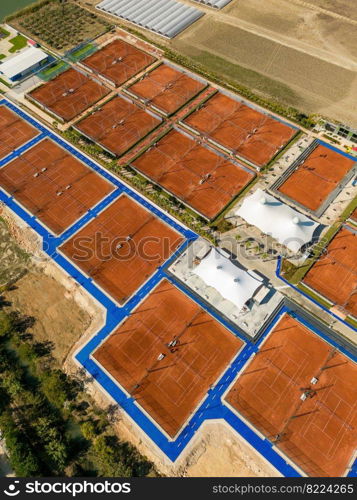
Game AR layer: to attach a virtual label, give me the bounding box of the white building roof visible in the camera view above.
[236,189,320,253]
[97,0,204,39]
[0,47,48,79]
[192,247,262,311]
[192,0,232,8]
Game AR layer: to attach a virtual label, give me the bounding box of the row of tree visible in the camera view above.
[0,308,156,477]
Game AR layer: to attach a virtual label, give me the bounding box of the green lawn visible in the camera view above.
[298,283,333,310]
[0,54,6,60]
[0,77,12,88]
[8,34,27,53]
[67,43,97,62]
[0,27,10,39]
[37,59,69,82]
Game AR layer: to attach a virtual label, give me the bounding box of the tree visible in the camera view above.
[0,412,42,477]
[93,435,131,477]
[0,311,13,337]
[81,421,97,441]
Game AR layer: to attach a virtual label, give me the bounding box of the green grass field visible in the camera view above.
[8,34,27,52]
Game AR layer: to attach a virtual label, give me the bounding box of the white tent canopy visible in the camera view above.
[235,189,320,253]
[0,47,48,80]
[192,247,262,311]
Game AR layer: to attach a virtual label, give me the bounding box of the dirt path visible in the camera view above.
[178,0,357,67]
[207,9,357,70]
[290,0,357,24]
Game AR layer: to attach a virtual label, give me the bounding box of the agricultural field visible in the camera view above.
[10,1,111,53]
[168,0,357,126]
[301,0,357,20]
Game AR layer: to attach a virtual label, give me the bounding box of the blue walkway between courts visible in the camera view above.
[0,132,47,168]
[1,98,356,477]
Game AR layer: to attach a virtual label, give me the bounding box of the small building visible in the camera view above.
[236,188,320,253]
[169,239,284,338]
[192,247,263,312]
[0,46,49,82]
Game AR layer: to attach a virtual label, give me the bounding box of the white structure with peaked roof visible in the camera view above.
[169,239,283,338]
[192,247,262,311]
[0,46,49,82]
[235,189,320,253]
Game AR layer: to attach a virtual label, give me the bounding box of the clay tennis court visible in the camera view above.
[225,313,357,477]
[93,279,243,438]
[81,38,156,87]
[127,63,206,116]
[59,196,183,304]
[0,105,38,160]
[278,144,356,212]
[0,138,113,234]
[75,95,161,157]
[182,92,295,168]
[132,129,255,219]
[27,68,110,122]
[303,227,357,318]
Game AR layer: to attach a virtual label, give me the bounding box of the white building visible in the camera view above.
[236,189,320,253]
[0,46,49,82]
[169,240,284,338]
[192,247,263,311]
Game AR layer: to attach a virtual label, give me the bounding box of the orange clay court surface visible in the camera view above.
[225,314,357,477]
[59,196,183,304]
[0,138,113,234]
[183,92,295,167]
[75,95,161,156]
[27,68,110,122]
[0,105,38,159]
[81,39,156,87]
[132,129,255,219]
[278,144,356,212]
[303,227,357,318]
[128,63,206,116]
[93,279,243,438]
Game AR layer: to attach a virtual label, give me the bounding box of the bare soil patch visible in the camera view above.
[169,0,357,126]
[3,271,91,365]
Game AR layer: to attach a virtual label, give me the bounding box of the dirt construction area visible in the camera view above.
[168,0,357,127]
